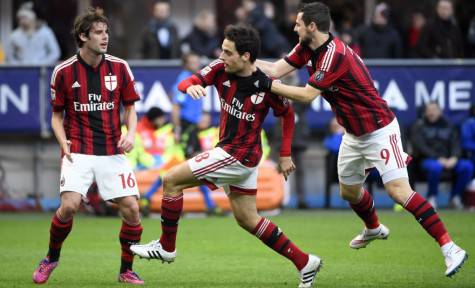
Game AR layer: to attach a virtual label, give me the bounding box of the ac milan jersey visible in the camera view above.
[194,60,291,167]
[285,34,395,136]
[50,53,140,155]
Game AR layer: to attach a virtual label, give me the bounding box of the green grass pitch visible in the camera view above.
[0,210,473,287]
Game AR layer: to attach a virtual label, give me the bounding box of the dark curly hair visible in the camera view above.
[223,24,260,63]
[72,7,109,48]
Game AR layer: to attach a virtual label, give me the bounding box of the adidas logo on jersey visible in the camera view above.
[72,81,81,88]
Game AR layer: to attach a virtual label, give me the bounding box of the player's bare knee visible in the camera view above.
[163,174,178,196]
[60,201,79,218]
[385,179,412,204]
[118,196,140,214]
[340,188,357,202]
[233,213,255,231]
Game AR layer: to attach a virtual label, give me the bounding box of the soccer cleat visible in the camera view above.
[444,244,468,277]
[130,240,176,263]
[298,254,323,288]
[118,269,144,285]
[32,257,58,284]
[349,224,390,249]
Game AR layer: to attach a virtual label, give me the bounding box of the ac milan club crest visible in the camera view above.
[104,74,117,91]
[251,92,265,105]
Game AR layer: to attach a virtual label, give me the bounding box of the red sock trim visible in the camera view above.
[349,189,380,229]
[252,218,309,270]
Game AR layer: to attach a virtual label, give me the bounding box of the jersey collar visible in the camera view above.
[311,32,334,55]
[77,52,105,71]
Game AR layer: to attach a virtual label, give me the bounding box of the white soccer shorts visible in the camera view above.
[188,147,258,195]
[59,153,139,200]
[338,119,410,185]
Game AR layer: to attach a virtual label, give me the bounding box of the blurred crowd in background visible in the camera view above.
[1,0,475,65]
[0,0,474,211]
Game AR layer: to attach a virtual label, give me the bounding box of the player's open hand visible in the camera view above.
[278,156,296,181]
[62,139,72,162]
[118,133,134,153]
[187,85,207,100]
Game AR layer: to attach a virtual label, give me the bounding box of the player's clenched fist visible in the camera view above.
[118,133,134,153]
[187,85,207,100]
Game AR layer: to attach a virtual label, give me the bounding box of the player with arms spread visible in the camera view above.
[33,7,144,285]
[255,1,467,278]
[131,25,322,288]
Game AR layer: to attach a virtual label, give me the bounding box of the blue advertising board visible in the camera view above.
[300,65,475,130]
[1,63,474,133]
[0,67,42,132]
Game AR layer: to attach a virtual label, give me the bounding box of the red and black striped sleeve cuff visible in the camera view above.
[284,57,301,69]
[178,74,204,93]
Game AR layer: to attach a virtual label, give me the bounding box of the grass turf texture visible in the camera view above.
[0,211,473,287]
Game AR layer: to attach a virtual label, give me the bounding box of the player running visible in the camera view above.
[131,25,322,288]
[254,1,467,278]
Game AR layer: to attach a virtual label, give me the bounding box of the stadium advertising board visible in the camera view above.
[0,67,42,132]
[0,64,473,133]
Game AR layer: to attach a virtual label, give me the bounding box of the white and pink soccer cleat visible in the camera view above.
[444,243,468,277]
[349,224,390,249]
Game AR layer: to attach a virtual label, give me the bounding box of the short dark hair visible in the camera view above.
[72,7,109,48]
[223,24,260,63]
[299,2,331,32]
[146,107,165,121]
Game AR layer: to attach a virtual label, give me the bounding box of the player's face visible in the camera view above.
[219,39,247,74]
[294,12,313,46]
[82,22,109,55]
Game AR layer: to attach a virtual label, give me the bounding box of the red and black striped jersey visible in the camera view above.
[50,53,140,155]
[285,34,395,136]
[180,60,294,167]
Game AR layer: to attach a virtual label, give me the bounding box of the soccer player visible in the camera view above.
[131,25,322,288]
[254,2,467,277]
[32,8,144,285]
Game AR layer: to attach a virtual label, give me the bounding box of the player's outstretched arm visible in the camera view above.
[271,81,321,103]
[255,59,295,79]
[254,71,320,103]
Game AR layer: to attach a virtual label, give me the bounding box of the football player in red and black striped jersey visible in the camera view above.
[33,7,144,285]
[131,25,322,288]
[255,2,467,278]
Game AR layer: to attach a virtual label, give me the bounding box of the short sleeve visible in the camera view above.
[284,44,308,69]
[50,67,65,112]
[121,61,140,105]
[308,52,346,90]
[195,59,224,86]
[195,59,224,87]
